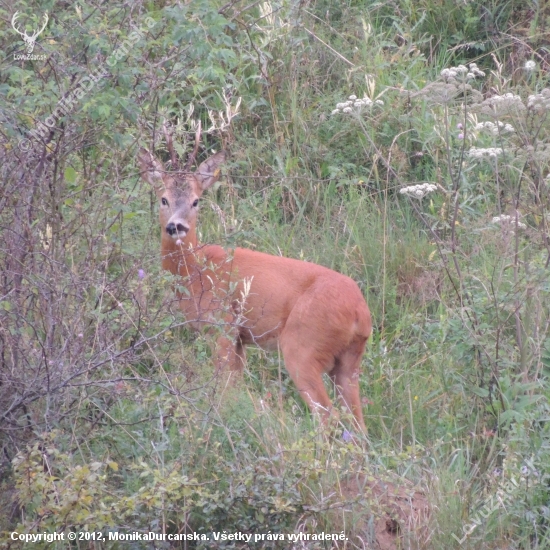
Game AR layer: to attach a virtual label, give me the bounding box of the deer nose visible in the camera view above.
[166,222,189,236]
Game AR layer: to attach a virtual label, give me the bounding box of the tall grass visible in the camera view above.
[1,1,549,548]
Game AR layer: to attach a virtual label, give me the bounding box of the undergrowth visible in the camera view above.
[1,0,550,548]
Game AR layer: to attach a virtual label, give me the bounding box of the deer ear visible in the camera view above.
[137,148,167,193]
[195,151,226,191]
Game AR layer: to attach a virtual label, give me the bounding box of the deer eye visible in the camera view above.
[161,198,169,206]
[192,199,199,207]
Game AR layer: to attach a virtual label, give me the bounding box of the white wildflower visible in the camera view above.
[468,147,503,159]
[519,142,550,164]
[468,63,485,77]
[524,60,537,72]
[441,68,457,80]
[399,183,437,199]
[441,63,485,83]
[474,120,515,135]
[474,93,525,117]
[527,89,550,112]
[491,214,526,229]
[332,93,383,115]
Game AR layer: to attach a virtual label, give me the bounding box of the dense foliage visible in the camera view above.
[1,0,550,548]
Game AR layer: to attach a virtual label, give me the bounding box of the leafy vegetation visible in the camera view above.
[1,0,550,548]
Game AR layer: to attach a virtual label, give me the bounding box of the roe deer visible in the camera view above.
[138,134,372,430]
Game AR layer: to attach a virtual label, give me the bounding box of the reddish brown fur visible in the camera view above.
[138,148,372,430]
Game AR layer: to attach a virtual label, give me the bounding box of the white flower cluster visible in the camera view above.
[399,183,437,198]
[491,214,526,229]
[440,63,485,82]
[416,80,483,106]
[332,94,384,115]
[468,147,503,159]
[474,121,515,135]
[527,89,550,112]
[475,93,526,117]
[519,142,550,164]
[524,60,537,72]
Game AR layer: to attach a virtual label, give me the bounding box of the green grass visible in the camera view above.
[1,0,550,548]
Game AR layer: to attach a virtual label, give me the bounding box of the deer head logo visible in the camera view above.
[11,12,49,54]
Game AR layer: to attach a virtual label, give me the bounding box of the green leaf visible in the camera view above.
[470,386,489,398]
[64,166,77,183]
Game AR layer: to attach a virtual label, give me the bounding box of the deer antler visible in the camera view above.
[183,120,201,172]
[34,13,49,39]
[11,12,25,37]
[163,121,178,170]
[11,12,48,39]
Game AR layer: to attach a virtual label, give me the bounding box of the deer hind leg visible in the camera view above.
[331,337,367,432]
[279,332,336,425]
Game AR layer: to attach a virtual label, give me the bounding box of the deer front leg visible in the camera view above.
[213,316,246,373]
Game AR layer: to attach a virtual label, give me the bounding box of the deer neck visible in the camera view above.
[160,225,201,277]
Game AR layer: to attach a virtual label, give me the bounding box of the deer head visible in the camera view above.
[12,12,49,54]
[138,126,225,244]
